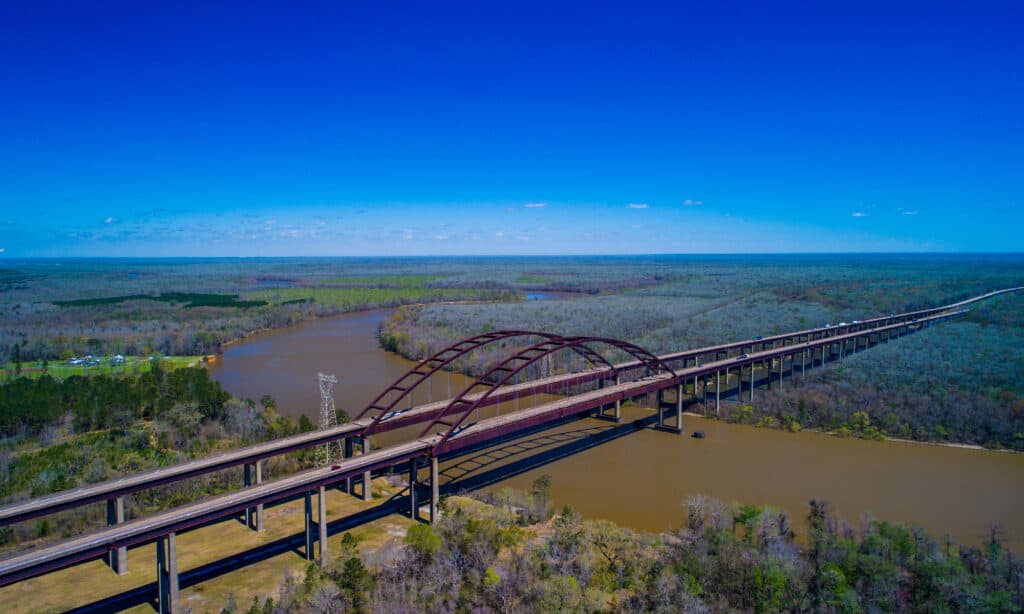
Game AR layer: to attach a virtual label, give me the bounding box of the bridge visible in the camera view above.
[0,287,1019,612]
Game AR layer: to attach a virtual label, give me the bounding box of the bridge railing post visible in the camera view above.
[106,496,127,575]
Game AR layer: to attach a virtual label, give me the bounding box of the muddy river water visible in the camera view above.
[210,310,1024,549]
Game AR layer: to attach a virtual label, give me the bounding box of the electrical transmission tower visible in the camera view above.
[316,372,342,467]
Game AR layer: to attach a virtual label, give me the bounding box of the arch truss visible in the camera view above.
[419,335,676,453]
[354,330,613,435]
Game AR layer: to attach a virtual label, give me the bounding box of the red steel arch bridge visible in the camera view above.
[0,287,1020,612]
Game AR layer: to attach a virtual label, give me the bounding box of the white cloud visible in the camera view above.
[494,231,505,238]
[627,203,649,209]
[517,235,530,241]
[0,248,5,253]
[279,229,301,238]
[434,234,449,240]
[402,229,413,240]
[104,216,116,224]
[524,202,547,208]
[682,199,704,206]
[901,210,919,216]
[851,212,868,217]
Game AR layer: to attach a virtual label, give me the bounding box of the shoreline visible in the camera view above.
[680,411,1018,454]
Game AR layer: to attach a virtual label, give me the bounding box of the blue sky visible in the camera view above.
[1,1,1021,257]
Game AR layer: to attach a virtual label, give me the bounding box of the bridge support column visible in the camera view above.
[801,350,806,376]
[614,374,621,421]
[778,355,783,390]
[766,359,772,389]
[702,375,708,414]
[244,461,264,531]
[714,370,720,416]
[304,490,315,561]
[674,383,684,432]
[362,438,373,501]
[318,485,328,567]
[106,496,127,575]
[409,459,419,520]
[343,438,354,493]
[748,365,754,402]
[156,532,178,614]
[430,456,440,524]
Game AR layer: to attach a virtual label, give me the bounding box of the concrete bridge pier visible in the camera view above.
[156,532,178,614]
[105,496,127,574]
[361,438,373,501]
[655,384,683,433]
[243,461,264,531]
[318,486,328,567]
[430,456,440,524]
[748,364,754,402]
[714,370,721,416]
[408,459,418,520]
[303,490,315,561]
[343,437,354,493]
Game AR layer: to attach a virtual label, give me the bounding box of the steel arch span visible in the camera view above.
[354,330,615,435]
[419,335,676,453]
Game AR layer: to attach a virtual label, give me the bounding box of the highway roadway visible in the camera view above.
[1,287,1018,528]
[0,306,974,587]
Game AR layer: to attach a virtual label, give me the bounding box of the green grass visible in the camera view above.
[247,286,492,308]
[324,275,446,287]
[53,292,267,309]
[0,355,205,380]
[514,274,561,284]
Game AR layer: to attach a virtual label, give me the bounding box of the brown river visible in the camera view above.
[210,310,1024,550]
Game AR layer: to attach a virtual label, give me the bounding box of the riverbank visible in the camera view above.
[680,411,1020,454]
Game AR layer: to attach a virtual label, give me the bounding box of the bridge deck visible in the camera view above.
[3,288,1012,526]
[0,303,987,586]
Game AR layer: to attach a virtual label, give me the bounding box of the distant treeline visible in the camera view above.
[54,292,268,309]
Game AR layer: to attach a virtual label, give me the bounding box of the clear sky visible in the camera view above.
[1,1,1021,257]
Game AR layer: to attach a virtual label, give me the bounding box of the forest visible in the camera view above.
[0,364,321,552]
[0,259,522,362]
[242,481,1023,613]
[376,255,1024,449]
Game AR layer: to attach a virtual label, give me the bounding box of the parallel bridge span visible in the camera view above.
[5,287,1018,531]
[0,287,1020,612]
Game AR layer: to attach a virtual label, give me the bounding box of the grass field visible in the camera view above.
[0,355,206,380]
[246,285,506,308]
[324,275,446,286]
